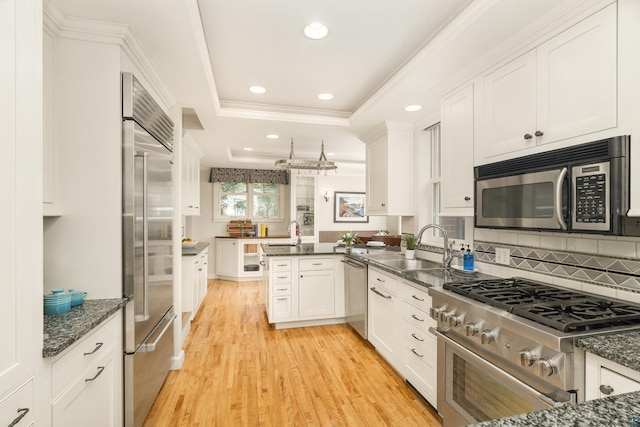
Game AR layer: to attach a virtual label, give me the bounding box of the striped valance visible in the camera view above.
[209,168,289,185]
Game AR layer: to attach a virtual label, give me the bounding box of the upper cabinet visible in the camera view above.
[290,174,318,243]
[182,132,203,216]
[480,3,617,162]
[365,122,415,216]
[43,28,61,216]
[441,83,475,215]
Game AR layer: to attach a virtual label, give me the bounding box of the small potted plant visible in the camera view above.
[404,234,417,259]
[341,231,360,253]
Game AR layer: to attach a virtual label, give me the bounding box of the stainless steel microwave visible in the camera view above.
[474,136,636,235]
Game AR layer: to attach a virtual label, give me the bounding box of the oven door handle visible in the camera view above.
[429,327,568,408]
[555,167,568,231]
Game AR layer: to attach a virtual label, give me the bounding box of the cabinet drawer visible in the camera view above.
[401,303,436,333]
[599,367,640,397]
[402,319,437,359]
[272,271,292,284]
[272,296,292,320]
[402,343,437,406]
[271,283,291,296]
[299,258,334,271]
[368,268,397,294]
[272,259,292,272]
[0,380,33,427]
[51,313,119,397]
[399,282,432,313]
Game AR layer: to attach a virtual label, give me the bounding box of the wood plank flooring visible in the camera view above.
[144,279,442,426]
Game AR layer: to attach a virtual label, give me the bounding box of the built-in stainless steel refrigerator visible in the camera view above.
[122,72,176,427]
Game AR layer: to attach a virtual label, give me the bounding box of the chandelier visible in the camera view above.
[275,138,337,173]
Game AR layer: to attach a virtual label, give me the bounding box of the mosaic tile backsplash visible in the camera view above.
[474,240,640,293]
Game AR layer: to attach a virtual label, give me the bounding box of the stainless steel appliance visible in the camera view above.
[429,278,640,427]
[475,136,638,235]
[122,72,176,427]
[343,258,368,339]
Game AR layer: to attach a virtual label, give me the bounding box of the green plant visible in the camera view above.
[341,231,360,246]
[404,234,417,250]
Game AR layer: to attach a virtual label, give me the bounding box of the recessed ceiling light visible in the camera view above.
[249,86,266,94]
[404,104,422,112]
[243,147,253,151]
[266,134,279,139]
[304,22,329,40]
[317,93,334,101]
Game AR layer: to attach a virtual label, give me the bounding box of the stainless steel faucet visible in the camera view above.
[288,220,302,246]
[416,224,454,268]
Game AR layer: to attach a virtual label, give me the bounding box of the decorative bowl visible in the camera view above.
[182,241,198,248]
[68,289,88,306]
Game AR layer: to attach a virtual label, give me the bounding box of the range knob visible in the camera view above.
[447,313,464,328]
[536,359,556,377]
[439,310,456,323]
[519,350,537,367]
[464,323,479,337]
[429,306,445,321]
[480,330,497,345]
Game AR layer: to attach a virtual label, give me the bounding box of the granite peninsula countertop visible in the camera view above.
[576,330,640,372]
[182,241,210,256]
[43,298,127,357]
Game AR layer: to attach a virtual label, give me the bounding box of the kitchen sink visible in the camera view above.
[370,257,442,272]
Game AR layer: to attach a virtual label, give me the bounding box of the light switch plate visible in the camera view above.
[495,247,510,265]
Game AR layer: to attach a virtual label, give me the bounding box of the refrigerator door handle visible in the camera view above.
[140,312,176,352]
[136,154,151,322]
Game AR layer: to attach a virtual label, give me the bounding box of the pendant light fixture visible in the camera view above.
[275,138,337,173]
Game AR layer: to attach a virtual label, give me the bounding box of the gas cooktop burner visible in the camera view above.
[443,278,640,332]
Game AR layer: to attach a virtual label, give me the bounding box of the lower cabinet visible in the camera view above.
[48,311,123,427]
[367,267,438,409]
[265,255,344,327]
[585,352,640,401]
[182,246,209,322]
[0,380,34,427]
[216,238,291,280]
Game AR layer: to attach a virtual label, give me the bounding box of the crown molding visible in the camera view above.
[217,103,350,126]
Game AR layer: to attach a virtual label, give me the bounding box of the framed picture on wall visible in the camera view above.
[334,192,368,223]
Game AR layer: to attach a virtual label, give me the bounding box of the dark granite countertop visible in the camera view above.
[216,235,291,239]
[43,298,127,358]
[576,331,640,372]
[469,391,640,426]
[182,241,210,256]
[261,242,356,256]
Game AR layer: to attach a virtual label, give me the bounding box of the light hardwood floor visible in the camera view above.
[144,279,442,426]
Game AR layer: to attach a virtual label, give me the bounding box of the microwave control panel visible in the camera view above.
[572,162,610,231]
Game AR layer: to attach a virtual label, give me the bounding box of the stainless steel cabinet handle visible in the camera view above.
[276,297,287,301]
[83,342,103,356]
[371,287,391,299]
[277,288,287,291]
[411,295,424,302]
[411,333,424,342]
[312,263,322,266]
[9,408,30,427]
[376,277,386,283]
[85,366,105,382]
[276,264,288,267]
[411,348,424,358]
[599,384,614,395]
[276,276,288,279]
[411,314,424,322]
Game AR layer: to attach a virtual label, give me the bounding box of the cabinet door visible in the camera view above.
[585,352,640,400]
[536,3,617,145]
[298,270,335,318]
[0,0,38,399]
[483,50,537,157]
[367,284,397,365]
[52,346,120,427]
[441,84,475,213]
[365,136,388,215]
[216,239,239,278]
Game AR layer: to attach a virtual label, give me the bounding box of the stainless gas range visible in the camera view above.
[428,278,640,427]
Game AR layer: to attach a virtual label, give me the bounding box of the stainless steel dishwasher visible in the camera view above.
[343,258,367,339]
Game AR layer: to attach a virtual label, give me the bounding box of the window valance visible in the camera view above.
[209,168,289,185]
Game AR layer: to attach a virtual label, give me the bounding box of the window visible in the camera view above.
[216,182,284,220]
[425,123,466,242]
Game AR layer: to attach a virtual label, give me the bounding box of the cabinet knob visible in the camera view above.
[381,203,386,207]
[464,196,471,201]
[534,130,544,137]
[599,384,614,395]
[524,133,533,140]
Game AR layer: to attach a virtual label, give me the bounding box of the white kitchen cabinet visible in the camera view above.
[441,83,475,215]
[182,246,209,321]
[298,258,335,318]
[265,255,345,327]
[364,121,415,216]
[290,174,318,243]
[0,0,40,419]
[182,132,203,216]
[215,238,239,278]
[367,267,399,366]
[216,238,290,281]
[398,280,438,408]
[49,312,123,427]
[481,4,617,162]
[585,352,640,401]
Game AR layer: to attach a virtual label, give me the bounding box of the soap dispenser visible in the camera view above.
[463,244,475,271]
[457,243,465,268]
